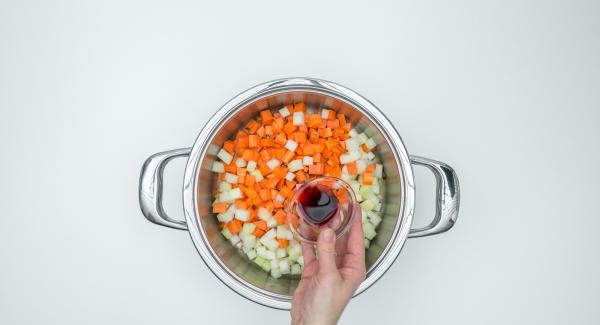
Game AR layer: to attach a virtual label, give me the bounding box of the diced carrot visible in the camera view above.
[238,137,249,149]
[330,154,340,166]
[347,162,358,175]
[212,203,228,213]
[246,119,260,134]
[330,165,342,177]
[272,166,288,179]
[253,228,265,237]
[325,139,338,149]
[277,238,289,248]
[327,110,336,120]
[300,143,315,155]
[244,187,257,199]
[362,171,374,185]
[267,148,278,158]
[265,201,274,214]
[313,152,321,163]
[265,125,273,136]
[259,188,271,201]
[248,135,260,148]
[282,150,295,164]
[260,138,275,147]
[361,143,370,152]
[256,126,265,137]
[259,166,271,177]
[236,130,248,139]
[274,133,287,145]
[235,200,247,209]
[285,180,296,189]
[319,128,333,138]
[254,220,267,230]
[260,149,270,161]
[326,119,340,129]
[309,163,324,175]
[272,117,284,131]
[283,122,296,135]
[263,178,279,189]
[260,110,273,124]
[314,143,325,153]
[277,178,286,190]
[294,132,307,143]
[223,140,235,154]
[295,170,306,182]
[241,150,252,161]
[278,187,291,198]
[244,174,255,187]
[307,114,322,128]
[237,168,247,177]
[227,219,242,234]
[366,163,376,173]
[225,164,237,173]
[337,114,346,126]
[293,102,305,112]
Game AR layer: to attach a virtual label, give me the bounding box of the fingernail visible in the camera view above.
[322,229,334,242]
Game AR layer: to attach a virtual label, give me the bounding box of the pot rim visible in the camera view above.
[182,78,415,309]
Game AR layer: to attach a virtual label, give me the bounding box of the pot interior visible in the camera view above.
[196,90,403,297]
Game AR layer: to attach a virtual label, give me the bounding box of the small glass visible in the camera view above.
[286,176,357,244]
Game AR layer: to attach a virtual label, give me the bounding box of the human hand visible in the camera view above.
[290,205,366,325]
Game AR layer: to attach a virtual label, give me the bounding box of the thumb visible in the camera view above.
[316,228,338,275]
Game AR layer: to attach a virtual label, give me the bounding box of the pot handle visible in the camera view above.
[408,156,460,238]
[139,148,191,230]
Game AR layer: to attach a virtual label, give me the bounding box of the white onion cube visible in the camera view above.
[225,173,238,184]
[285,139,298,152]
[293,112,304,126]
[246,160,257,171]
[258,207,271,220]
[285,172,295,181]
[279,106,291,117]
[302,156,313,166]
[365,138,377,149]
[236,158,246,168]
[229,188,243,200]
[234,208,250,221]
[211,161,225,173]
[217,149,233,164]
[345,138,360,152]
[288,159,303,172]
[266,159,281,170]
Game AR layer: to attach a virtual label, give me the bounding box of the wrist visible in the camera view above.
[292,315,337,325]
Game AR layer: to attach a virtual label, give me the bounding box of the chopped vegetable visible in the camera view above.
[209,103,386,279]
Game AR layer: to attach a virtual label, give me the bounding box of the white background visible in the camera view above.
[1,1,599,324]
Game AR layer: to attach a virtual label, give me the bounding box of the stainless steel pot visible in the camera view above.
[138,78,460,309]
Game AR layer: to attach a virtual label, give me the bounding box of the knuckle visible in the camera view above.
[317,246,336,255]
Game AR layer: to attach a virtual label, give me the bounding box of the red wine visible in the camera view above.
[297,185,339,225]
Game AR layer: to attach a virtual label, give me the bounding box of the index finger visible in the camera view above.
[342,204,365,269]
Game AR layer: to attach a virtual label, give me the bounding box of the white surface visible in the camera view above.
[1,1,599,324]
